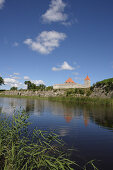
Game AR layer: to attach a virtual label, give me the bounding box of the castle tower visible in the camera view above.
[65,78,75,83]
[84,75,91,87]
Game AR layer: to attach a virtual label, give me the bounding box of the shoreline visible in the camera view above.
[0,94,113,106]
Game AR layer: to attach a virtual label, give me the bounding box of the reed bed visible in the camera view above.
[0,111,98,170]
[48,96,113,106]
[0,94,113,106]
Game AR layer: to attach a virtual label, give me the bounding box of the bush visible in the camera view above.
[46,86,53,91]
[79,89,85,95]
[10,87,18,91]
[86,90,92,96]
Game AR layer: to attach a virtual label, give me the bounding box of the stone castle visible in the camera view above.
[53,76,91,89]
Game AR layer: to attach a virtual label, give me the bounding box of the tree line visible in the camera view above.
[0,77,53,91]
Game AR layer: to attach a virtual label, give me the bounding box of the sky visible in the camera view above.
[0,0,113,89]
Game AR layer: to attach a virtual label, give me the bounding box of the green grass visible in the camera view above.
[98,78,113,84]
[0,94,113,106]
[0,111,98,170]
[92,78,113,92]
[48,96,113,106]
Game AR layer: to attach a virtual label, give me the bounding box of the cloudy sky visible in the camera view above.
[0,0,113,89]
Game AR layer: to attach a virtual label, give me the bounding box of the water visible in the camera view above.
[0,97,113,169]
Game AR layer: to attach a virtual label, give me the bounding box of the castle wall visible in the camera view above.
[53,83,90,89]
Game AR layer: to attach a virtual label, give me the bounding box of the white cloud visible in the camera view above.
[13,42,19,47]
[52,61,75,71]
[9,74,20,79]
[24,31,66,54]
[31,80,45,86]
[62,21,72,26]
[4,78,22,87]
[11,76,20,80]
[24,76,30,80]
[0,0,5,9]
[13,73,20,75]
[42,0,68,23]
[23,76,44,85]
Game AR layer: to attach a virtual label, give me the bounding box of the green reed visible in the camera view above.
[0,111,98,170]
[48,96,113,106]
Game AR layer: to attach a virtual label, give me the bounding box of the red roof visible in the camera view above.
[84,75,90,81]
[65,78,75,83]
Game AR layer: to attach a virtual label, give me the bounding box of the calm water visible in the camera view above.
[0,97,113,169]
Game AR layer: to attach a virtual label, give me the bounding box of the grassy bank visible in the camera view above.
[48,96,113,106]
[0,111,97,170]
[0,94,113,106]
[0,94,44,99]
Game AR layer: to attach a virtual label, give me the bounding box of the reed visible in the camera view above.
[48,96,113,106]
[0,111,98,170]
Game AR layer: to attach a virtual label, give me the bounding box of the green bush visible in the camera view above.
[46,86,53,91]
[86,90,92,96]
[79,89,85,95]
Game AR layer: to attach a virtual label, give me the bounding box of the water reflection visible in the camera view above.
[0,97,113,169]
[0,97,113,130]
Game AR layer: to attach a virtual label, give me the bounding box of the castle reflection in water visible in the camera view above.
[0,97,113,130]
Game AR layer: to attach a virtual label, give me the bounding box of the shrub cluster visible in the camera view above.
[66,88,92,97]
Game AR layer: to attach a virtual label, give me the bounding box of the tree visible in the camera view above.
[24,81,46,90]
[24,81,37,90]
[24,81,32,90]
[10,87,18,91]
[38,84,46,91]
[0,77,4,86]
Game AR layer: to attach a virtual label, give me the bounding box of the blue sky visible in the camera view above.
[0,0,113,89]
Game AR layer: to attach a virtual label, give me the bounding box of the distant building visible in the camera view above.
[53,76,91,89]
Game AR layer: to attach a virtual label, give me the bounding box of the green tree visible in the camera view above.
[24,81,32,90]
[0,77,4,86]
[24,81,46,90]
[38,84,46,91]
[10,87,18,91]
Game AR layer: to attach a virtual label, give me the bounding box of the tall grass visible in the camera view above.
[0,111,98,170]
[48,96,113,106]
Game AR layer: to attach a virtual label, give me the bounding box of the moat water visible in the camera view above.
[0,97,113,169]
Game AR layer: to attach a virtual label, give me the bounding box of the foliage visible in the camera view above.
[91,78,113,92]
[38,84,46,91]
[66,88,91,96]
[86,90,92,97]
[46,86,53,91]
[48,96,113,106]
[0,76,4,86]
[24,81,37,90]
[79,89,85,95]
[24,81,46,91]
[98,78,113,84]
[10,87,18,91]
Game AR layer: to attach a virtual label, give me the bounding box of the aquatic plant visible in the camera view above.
[0,111,81,170]
[48,96,113,106]
[0,111,99,170]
